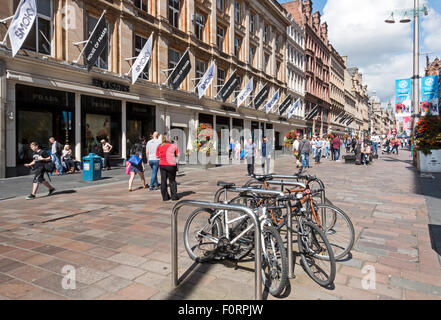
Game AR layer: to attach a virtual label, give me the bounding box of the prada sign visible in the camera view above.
[252,84,269,110]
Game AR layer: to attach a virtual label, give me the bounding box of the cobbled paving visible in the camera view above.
[0,150,440,300]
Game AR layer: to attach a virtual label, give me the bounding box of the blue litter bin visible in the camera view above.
[82,153,102,181]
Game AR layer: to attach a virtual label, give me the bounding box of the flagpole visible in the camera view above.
[0,0,25,46]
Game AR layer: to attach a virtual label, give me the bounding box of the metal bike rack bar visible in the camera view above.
[213,187,295,280]
[172,200,263,300]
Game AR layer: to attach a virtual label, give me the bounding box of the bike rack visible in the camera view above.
[172,200,263,300]
[245,175,328,229]
[213,188,295,280]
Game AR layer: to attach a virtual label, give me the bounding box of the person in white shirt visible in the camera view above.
[146,132,162,190]
[293,135,301,168]
[371,133,380,156]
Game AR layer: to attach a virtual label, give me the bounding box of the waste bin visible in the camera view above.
[82,153,102,181]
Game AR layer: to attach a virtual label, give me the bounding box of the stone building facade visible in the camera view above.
[285,12,306,136]
[0,0,296,177]
[282,0,330,137]
[347,66,369,138]
[328,45,346,135]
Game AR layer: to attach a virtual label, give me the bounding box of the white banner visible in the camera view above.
[8,0,37,57]
[132,34,153,85]
[265,89,280,114]
[288,98,301,119]
[197,62,215,98]
[236,78,253,107]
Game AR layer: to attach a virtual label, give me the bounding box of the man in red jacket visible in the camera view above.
[331,135,342,161]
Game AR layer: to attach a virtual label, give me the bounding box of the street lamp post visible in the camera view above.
[385,1,429,141]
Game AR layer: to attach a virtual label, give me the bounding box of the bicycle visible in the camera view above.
[242,174,354,261]
[183,182,289,297]
[224,186,336,288]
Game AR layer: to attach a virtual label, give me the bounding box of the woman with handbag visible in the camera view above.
[128,143,147,192]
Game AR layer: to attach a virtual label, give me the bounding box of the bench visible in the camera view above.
[343,155,356,163]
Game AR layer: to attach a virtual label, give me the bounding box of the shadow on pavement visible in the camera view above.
[429,225,441,256]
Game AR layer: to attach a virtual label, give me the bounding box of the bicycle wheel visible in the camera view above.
[227,195,258,261]
[297,220,336,287]
[311,204,355,261]
[183,208,223,263]
[261,225,288,297]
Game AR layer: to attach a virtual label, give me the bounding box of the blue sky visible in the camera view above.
[278,0,441,106]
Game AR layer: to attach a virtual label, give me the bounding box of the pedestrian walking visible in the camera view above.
[293,135,301,168]
[330,134,335,160]
[371,132,380,157]
[49,137,64,175]
[24,142,56,200]
[101,139,113,170]
[299,135,311,169]
[128,144,147,192]
[245,138,256,176]
[234,140,241,160]
[391,137,400,155]
[156,134,179,201]
[314,137,323,164]
[331,135,342,161]
[146,131,161,191]
[324,138,330,159]
[261,136,273,175]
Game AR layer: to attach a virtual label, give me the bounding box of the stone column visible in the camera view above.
[6,82,16,172]
[0,60,6,178]
[75,93,81,161]
[122,100,127,160]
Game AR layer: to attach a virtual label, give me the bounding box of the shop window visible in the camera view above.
[16,85,75,165]
[81,95,121,157]
[22,0,53,55]
[134,34,151,80]
[88,14,109,70]
[126,102,155,158]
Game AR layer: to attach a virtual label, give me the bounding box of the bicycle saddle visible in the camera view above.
[252,174,273,182]
[217,181,235,188]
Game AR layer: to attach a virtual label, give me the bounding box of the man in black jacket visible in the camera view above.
[24,142,56,200]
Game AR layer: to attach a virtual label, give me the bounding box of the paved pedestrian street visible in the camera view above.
[0,150,440,300]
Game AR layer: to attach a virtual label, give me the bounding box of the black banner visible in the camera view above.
[218,70,238,102]
[339,114,350,123]
[169,50,192,90]
[84,13,108,72]
[279,95,292,115]
[305,105,320,120]
[253,84,269,110]
[346,119,354,126]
